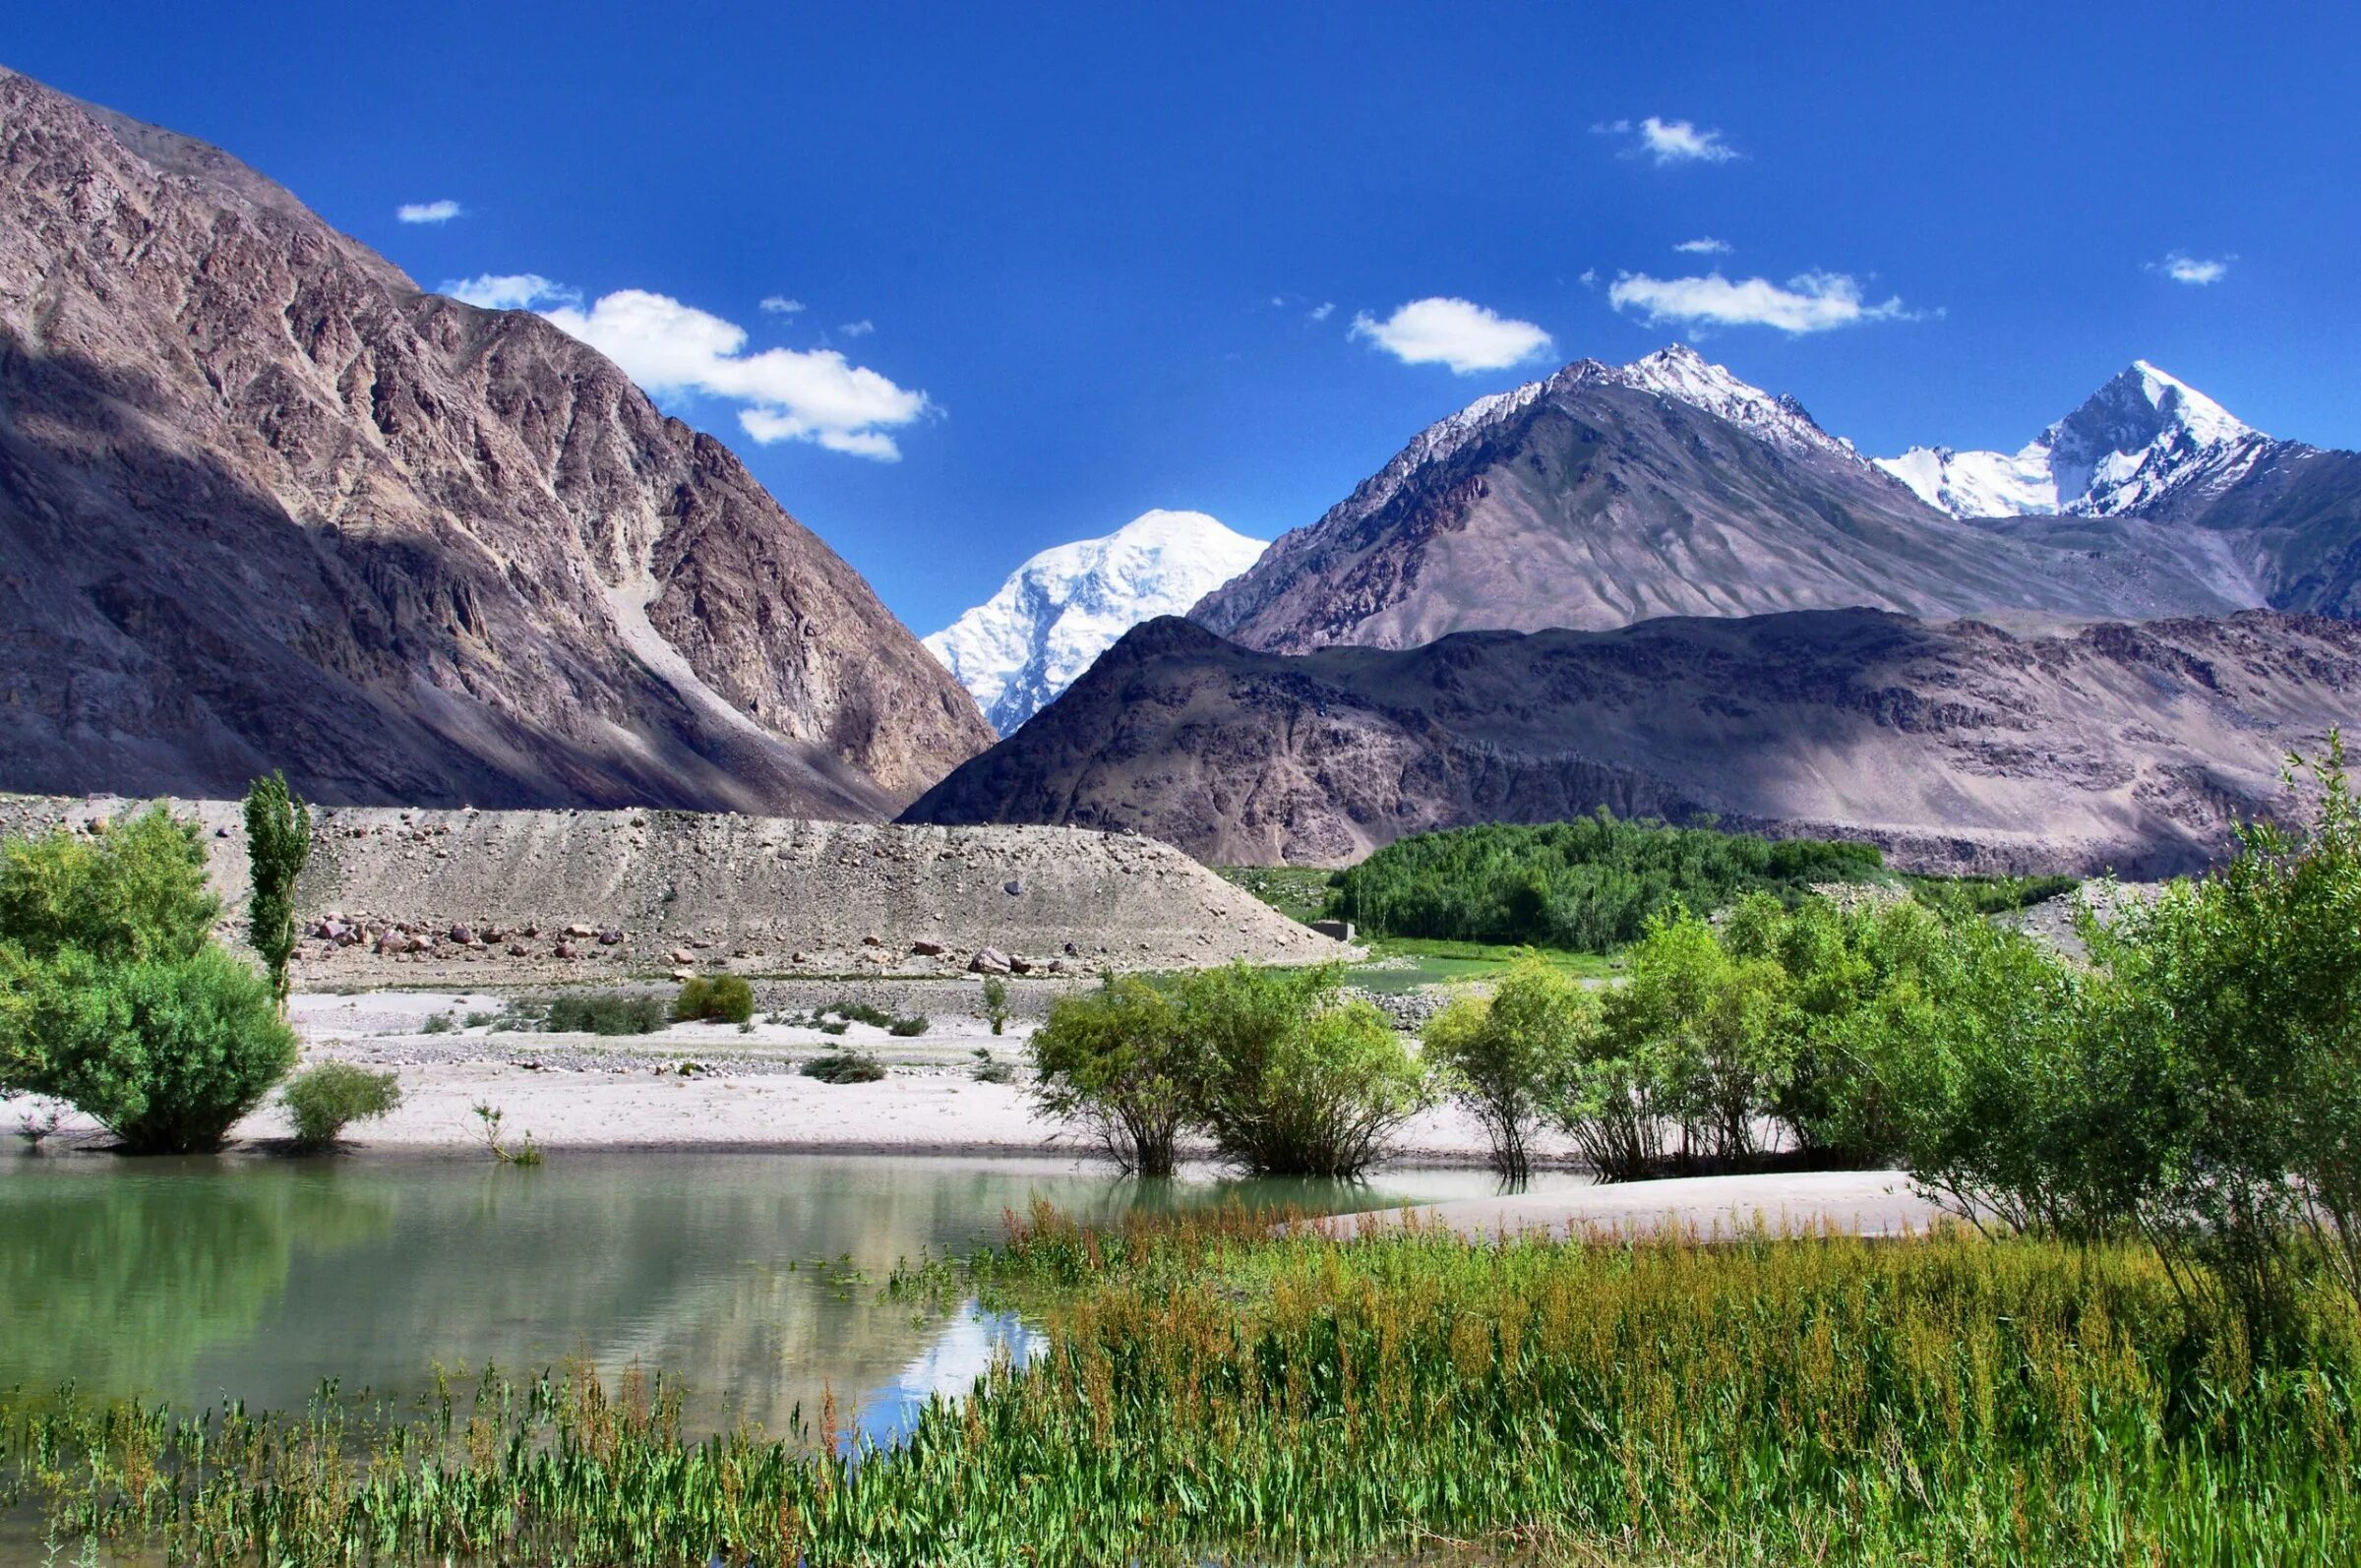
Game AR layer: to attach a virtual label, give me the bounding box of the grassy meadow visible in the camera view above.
[9,1206,2359,1565]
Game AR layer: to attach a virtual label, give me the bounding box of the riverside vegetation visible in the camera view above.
[6,1211,2359,1565]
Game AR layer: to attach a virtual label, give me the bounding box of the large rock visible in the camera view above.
[0,66,992,814]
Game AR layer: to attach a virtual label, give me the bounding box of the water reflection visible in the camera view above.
[0,1151,1569,1436]
[853,1301,1045,1450]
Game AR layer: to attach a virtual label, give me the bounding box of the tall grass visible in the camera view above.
[8,1214,2358,1564]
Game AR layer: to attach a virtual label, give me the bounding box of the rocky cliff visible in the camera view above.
[904,610,2361,874]
[0,65,993,813]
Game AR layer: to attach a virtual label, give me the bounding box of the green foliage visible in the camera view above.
[243,773,312,1014]
[471,1102,541,1166]
[886,1015,928,1037]
[14,1222,2361,1566]
[1181,962,1426,1178]
[1421,952,1596,1183]
[0,807,219,966]
[2061,734,2361,1347]
[540,993,665,1035]
[671,974,756,1024]
[419,1011,455,1035]
[1333,811,1885,950]
[981,975,1009,1035]
[1212,864,1341,924]
[1030,975,1193,1176]
[0,944,295,1153]
[1905,871,2081,916]
[800,1051,886,1084]
[280,1062,402,1150]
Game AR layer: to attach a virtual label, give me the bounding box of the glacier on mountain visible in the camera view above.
[925,511,1269,734]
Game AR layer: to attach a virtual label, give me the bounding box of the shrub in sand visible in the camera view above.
[281,1062,402,1150]
[672,974,756,1025]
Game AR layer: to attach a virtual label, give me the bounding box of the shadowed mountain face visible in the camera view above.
[903,612,2361,874]
[1189,347,2339,656]
[0,66,992,814]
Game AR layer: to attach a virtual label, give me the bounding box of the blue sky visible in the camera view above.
[12,2,2358,633]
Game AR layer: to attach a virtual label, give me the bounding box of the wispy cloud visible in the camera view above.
[837,319,876,337]
[758,295,806,314]
[1350,296,1553,374]
[440,273,579,310]
[2149,251,2233,286]
[539,289,928,458]
[1673,237,1731,255]
[1592,116,1739,165]
[396,200,464,224]
[1308,301,1335,322]
[1607,271,1908,334]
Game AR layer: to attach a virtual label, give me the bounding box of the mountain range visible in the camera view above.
[0,65,990,814]
[924,510,1266,734]
[913,351,2361,868]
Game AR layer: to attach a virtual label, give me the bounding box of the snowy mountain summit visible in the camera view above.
[1877,361,2269,517]
[926,511,1269,733]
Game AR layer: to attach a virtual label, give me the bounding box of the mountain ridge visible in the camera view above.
[0,63,993,812]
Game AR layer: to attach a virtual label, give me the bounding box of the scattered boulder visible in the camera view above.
[554,940,580,960]
[565,924,594,938]
[668,948,695,965]
[910,939,945,956]
[1003,879,1024,897]
[970,947,1013,975]
[596,929,625,946]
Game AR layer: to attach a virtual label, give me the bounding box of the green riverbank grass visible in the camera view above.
[8,1208,2358,1564]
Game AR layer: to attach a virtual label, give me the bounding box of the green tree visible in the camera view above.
[281,1061,404,1150]
[243,773,312,1015]
[1600,910,1793,1168]
[1181,962,1426,1178]
[982,975,1010,1035]
[1423,952,1595,1185]
[1029,975,1192,1176]
[2,808,294,1153]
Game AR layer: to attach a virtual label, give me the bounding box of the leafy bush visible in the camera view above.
[1331,812,1884,951]
[982,975,1009,1035]
[281,1062,402,1150]
[1422,952,1596,1183]
[1183,962,1426,1178]
[672,974,756,1024]
[542,993,666,1035]
[801,1052,886,1084]
[0,808,219,965]
[0,944,296,1153]
[420,1012,454,1035]
[1905,871,2080,916]
[2,808,294,1153]
[887,1016,928,1037]
[1031,976,1193,1176]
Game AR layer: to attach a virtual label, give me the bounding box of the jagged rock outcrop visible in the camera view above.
[904,610,2361,874]
[0,64,992,813]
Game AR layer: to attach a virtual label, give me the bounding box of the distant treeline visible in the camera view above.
[1329,814,1886,951]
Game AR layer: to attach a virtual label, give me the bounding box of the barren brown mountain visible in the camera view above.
[904,610,2361,874]
[1190,347,2307,655]
[0,65,992,814]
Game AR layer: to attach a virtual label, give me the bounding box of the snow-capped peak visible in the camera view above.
[1572,343,1856,461]
[925,510,1269,734]
[1876,361,2270,517]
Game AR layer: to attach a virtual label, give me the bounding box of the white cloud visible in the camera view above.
[759,295,806,314]
[440,273,580,310]
[1607,270,1908,333]
[1349,296,1553,374]
[1308,301,1335,322]
[838,319,876,337]
[1593,116,1738,164]
[1578,268,1600,288]
[538,288,928,459]
[1673,236,1732,255]
[397,199,464,224]
[2150,252,2232,285]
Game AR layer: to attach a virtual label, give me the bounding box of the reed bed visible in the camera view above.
[8,1207,2359,1565]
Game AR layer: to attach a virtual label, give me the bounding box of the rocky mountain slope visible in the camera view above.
[0,65,992,813]
[904,610,2361,874]
[1189,347,2265,654]
[925,510,1266,733]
